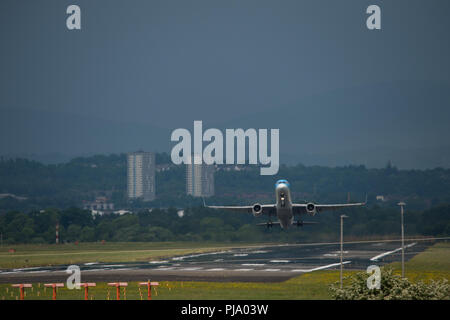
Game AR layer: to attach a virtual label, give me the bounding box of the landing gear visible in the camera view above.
[294,220,318,227]
[266,213,273,228]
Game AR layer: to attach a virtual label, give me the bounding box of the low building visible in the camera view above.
[82,197,114,212]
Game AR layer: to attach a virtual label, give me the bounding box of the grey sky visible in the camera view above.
[1,1,449,167]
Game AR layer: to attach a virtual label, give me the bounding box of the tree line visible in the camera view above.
[1,154,450,212]
[0,204,448,244]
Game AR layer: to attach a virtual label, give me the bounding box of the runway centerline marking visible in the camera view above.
[233,269,254,272]
[206,268,226,271]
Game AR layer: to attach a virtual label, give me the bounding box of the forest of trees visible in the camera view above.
[0,204,449,245]
[0,153,449,244]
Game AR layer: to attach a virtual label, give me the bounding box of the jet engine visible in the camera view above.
[252,203,263,216]
[306,203,317,215]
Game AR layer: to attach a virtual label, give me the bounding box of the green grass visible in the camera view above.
[388,241,450,282]
[0,271,341,300]
[0,241,448,300]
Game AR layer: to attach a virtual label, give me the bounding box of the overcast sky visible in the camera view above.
[1,1,449,167]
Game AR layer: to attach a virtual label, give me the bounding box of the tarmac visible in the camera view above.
[0,239,438,283]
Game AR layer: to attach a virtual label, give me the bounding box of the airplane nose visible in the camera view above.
[276,183,289,192]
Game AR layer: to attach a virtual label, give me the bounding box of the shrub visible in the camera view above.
[329,268,449,300]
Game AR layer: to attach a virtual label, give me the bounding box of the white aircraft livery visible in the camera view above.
[206,179,366,229]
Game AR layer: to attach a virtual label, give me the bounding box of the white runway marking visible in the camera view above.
[233,254,249,257]
[172,251,230,261]
[155,267,175,271]
[12,267,42,272]
[149,260,169,264]
[233,269,254,272]
[84,262,98,265]
[270,260,290,263]
[180,267,203,271]
[102,264,125,268]
[242,263,266,266]
[83,268,111,272]
[263,268,281,272]
[324,251,348,257]
[371,243,384,247]
[370,242,417,261]
[249,250,269,254]
[291,261,351,273]
[206,268,226,271]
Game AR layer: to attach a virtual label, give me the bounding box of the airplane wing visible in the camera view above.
[205,204,276,215]
[292,197,366,215]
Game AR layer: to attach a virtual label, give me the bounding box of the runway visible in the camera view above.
[0,239,440,283]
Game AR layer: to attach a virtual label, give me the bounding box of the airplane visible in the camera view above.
[205,179,367,229]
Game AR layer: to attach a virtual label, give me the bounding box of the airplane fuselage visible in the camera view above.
[275,180,294,228]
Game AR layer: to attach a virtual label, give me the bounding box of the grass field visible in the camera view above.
[388,242,450,282]
[0,270,338,300]
[0,241,448,300]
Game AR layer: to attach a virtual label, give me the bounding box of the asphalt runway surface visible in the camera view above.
[0,239,440,283]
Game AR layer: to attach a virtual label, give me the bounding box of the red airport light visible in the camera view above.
[138,281,159,300]
[11,284,32,300]
[44,283,64,300]
[79,283,96,300]
[107,282,128,300]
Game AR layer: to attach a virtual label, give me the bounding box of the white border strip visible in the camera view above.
[370,242,417,261]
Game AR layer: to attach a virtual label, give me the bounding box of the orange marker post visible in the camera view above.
[107,282,128,300]
[79,283,96,300]
[11,284,32,300]
[138,281,159,300]
[44,283,64,300]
